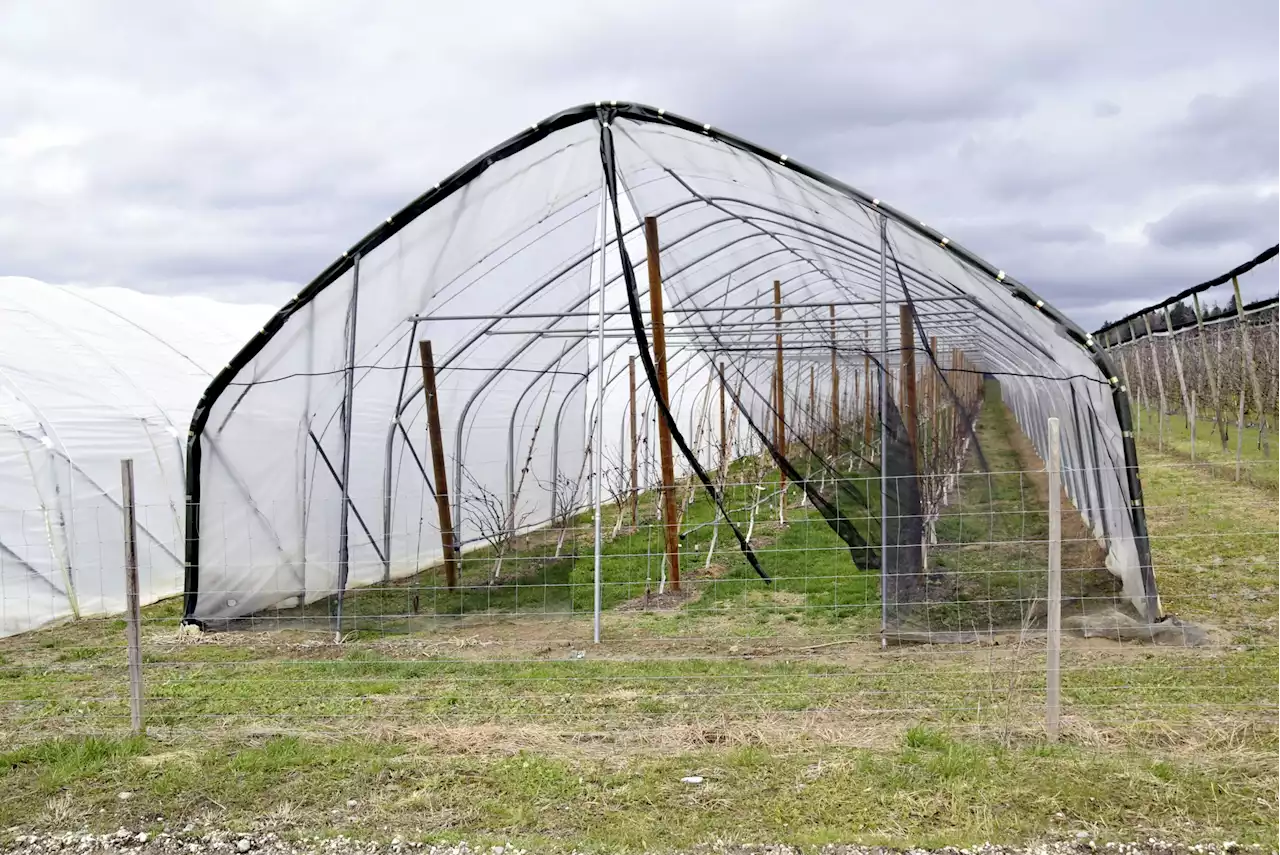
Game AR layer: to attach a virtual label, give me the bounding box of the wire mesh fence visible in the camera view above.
[3,453,1273,753]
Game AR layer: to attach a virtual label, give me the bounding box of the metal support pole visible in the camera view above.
[121,459,144,736]
[334,255,360,636]
[419,340,459,589]
[592,184,608,644]
[878,214,889,643]
[773,279,787,524]
[1046,418,1062,743]
[830,305,839,452]
[629,357,638,528]
[644,216,681,591]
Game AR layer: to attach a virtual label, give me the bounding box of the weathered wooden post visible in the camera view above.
[121,459,145,736]
[419,340,460,589]
[644,216,681,590]
[899,305,919,465]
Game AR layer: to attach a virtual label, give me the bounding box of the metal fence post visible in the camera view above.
[121,459,145,736]
[1046,418,1062,743]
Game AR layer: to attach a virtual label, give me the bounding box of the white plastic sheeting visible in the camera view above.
[0,277,272,636]
[185,104,1159,625]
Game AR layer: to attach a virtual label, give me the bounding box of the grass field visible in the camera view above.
[1132,403,1277,491]
[0,390,1275,851]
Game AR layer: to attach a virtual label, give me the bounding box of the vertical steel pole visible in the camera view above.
[334,254,360,637]
[878,214,889,643]
[629,357,638,528]
[830,305,839,453]
[773,279,787,524]
[593,178,608,644]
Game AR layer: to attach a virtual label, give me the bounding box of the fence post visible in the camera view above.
[120,459,145,736]
[644,216,681,590]
[1190,392,1197,463]
[419,340,460,589]
[1045,418,1062,743]
[1236,395,1245,482]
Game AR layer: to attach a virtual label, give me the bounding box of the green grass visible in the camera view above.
[1133,403,1277,490]
[0,383,1275,849]
[0,731,1274,849]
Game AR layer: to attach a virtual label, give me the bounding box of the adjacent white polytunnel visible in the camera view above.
[0,277,273,636]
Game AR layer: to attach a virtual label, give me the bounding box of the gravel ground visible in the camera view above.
[0,833,1273,855]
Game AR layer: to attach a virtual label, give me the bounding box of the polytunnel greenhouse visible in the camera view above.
[0,278,271,636]
[181,102,1162,634]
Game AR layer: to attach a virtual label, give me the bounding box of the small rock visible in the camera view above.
[347,799,358,808]
[118,792,134,801]
[137,832,150,843]
[237,839,252,853]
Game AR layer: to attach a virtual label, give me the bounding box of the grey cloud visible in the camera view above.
[1144,191,1280,249]
[0,0,1276,327]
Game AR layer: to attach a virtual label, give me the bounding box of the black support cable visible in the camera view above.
[599,110,771,583]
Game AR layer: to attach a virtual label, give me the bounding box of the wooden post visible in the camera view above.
[644,216,681,590]
[1190,392,1197,463]
[1236,394,1246,481]
[1232,276,1269,453]
[808,365,816,445]
[928,335,939,469]
[1192,293,1228,451]
[1046,418,1062,743]
[1163,306,1192,427]
[773,279,787,523]
[419,340,459,589]
[899,305,919,463]
[629,357,638,528]
[830,305,839,452]
[1128,321,1147,434]
[1142,315,1167,451]
[120,459,145,736]
[718,362,728,478]
[862,354,873,449]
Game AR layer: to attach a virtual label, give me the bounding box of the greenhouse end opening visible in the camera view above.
[179,102,1163,637]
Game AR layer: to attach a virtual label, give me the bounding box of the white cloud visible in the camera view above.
[0,0,1275,330]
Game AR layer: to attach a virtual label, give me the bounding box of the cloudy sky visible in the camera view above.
[2,0,1276,329]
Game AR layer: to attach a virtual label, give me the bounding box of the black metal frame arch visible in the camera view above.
[183,101,1158,623]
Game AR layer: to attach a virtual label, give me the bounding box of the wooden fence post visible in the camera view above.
[1232,276,1269,454]
[121,459,145,736]
[899,305,919,464]
[419,341,460,589]
[1046,419,1062,743]
[644,216,681,590]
